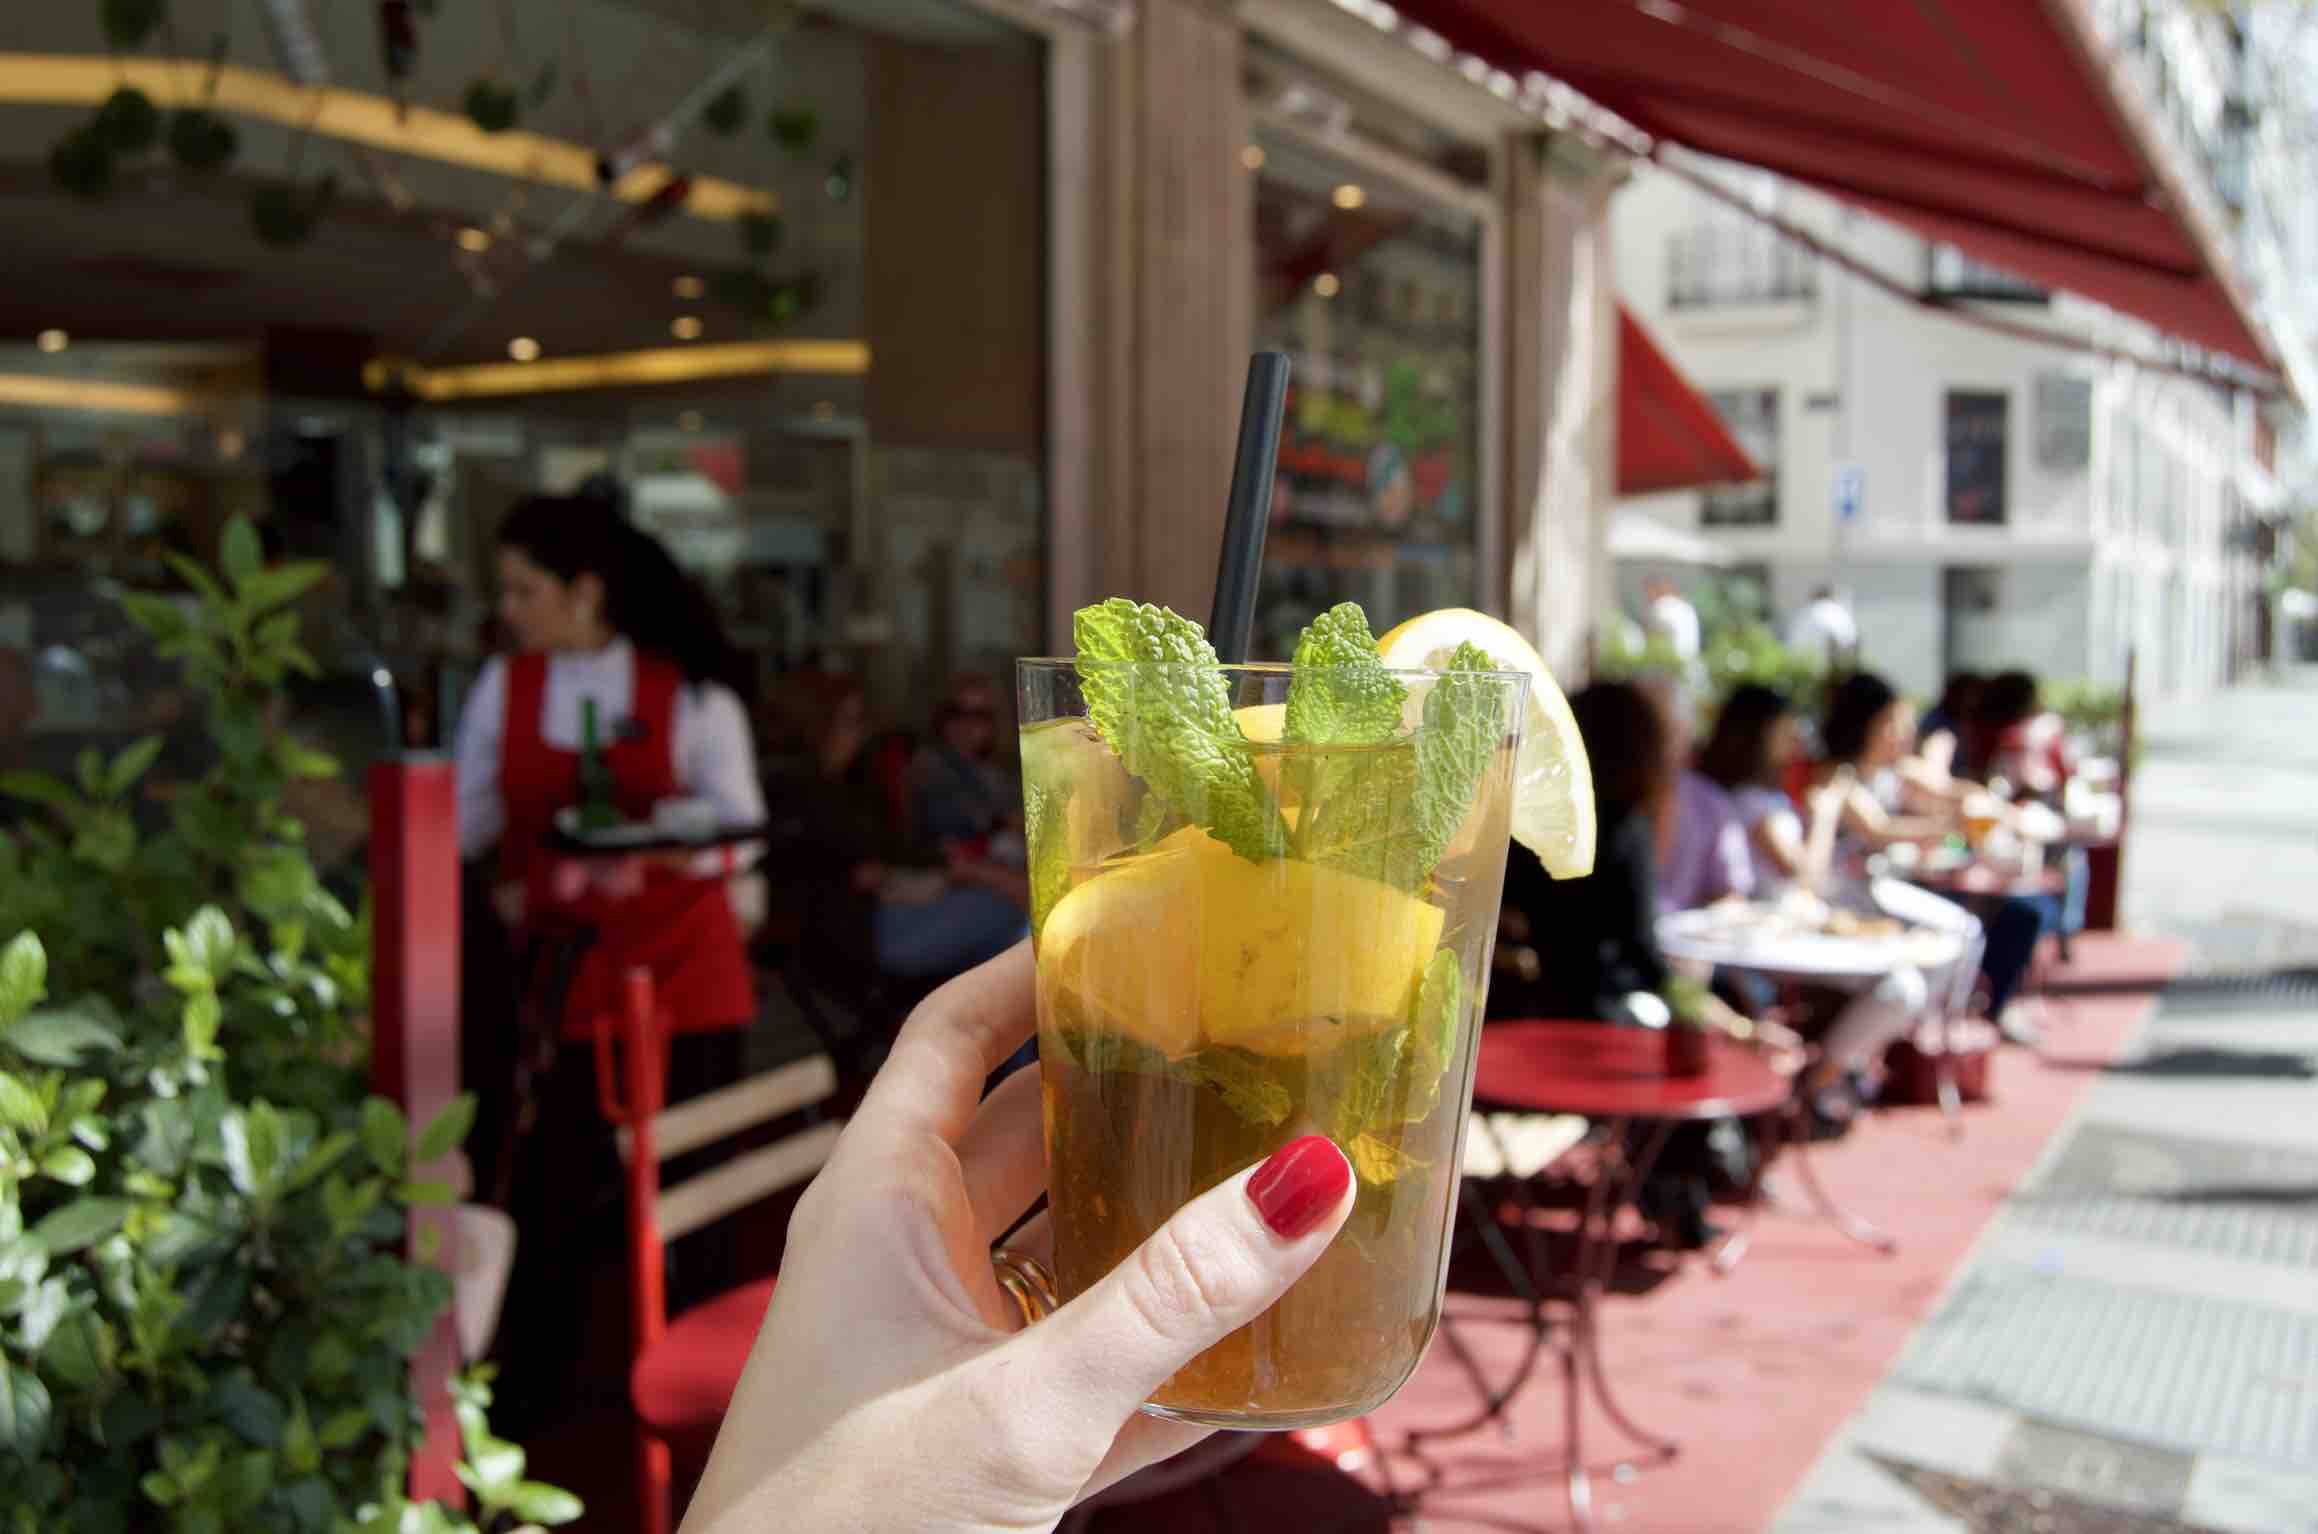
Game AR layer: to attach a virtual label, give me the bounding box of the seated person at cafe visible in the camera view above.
[1914,670,1984,786]
[1493,680,1756,1248]
[769,672,1027,986]
[1657,683,1754,914]
[908,673,1027,873]
[1700,684,1927,1124]
[1817,671,2044,1035]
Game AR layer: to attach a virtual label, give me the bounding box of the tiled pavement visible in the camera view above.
[1771,670,2318,1534]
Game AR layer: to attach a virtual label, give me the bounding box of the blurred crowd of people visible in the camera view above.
[1490,653,2096,1248]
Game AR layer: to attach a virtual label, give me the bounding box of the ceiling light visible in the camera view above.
[366,338,870,402]
[35,329,67,353]
[671,315,704,341]
[507,337,541,362]
[456,226,491,253]
[1241,144,1266,171]
[0,54,775,223]
[1313,272,1341,298]
[678,411,703,432]
[1331,183,1366,210]
[673,274,705,300]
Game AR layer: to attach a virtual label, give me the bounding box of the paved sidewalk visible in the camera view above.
[1773,671,2318,1534]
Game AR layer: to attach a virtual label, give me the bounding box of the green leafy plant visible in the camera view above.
[0,521,576,1532]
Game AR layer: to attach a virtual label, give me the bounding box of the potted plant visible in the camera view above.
[0,519,577,1532]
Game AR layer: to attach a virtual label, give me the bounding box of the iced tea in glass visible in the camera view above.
[1018,639,1525,1429]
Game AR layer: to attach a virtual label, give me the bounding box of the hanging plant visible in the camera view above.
[704,84,747,137]
[48,130,117,202]
[100,0,166,50]
[250,174,338,249]
[463,79,520,134]
[738,210,781,256]
[167,108,238,173]
[92,87,161,155]
[768,106,816,153]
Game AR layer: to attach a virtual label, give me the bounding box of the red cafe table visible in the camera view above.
[1465,1022,1788,1534]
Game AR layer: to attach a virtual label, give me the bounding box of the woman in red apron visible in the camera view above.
[452,482,763,1433]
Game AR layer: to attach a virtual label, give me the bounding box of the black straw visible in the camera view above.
[1209,352,1291,664]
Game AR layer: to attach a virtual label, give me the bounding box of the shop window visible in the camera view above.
[0,0,1050,780]
[1246,91,1486,660]
[1701,389,1779,527]
[1944,389,2010,526]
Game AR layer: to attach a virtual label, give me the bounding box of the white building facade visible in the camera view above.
[1608,0,2306,703]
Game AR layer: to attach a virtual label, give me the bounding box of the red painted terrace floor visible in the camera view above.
[1087,933,2182,1534]
[527,933,2180,1532]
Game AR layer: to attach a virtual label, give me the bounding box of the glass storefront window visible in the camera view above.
[0,0,1049,829]
[1248,128,1484,660]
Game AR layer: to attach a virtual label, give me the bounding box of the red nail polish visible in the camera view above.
[1247,1135,1351,1239]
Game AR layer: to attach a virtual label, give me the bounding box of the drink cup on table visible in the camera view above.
[1014,600,1594,1429]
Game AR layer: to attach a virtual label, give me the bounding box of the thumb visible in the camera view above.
[1015,1135,1355,1422]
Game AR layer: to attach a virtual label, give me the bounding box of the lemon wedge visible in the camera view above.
[1377,608,1596,878]
[1038,827,1444,1057]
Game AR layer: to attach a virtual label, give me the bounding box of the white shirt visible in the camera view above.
[453,638,765,863]
[1645,593,1701,661]
[1784,598,1857,655]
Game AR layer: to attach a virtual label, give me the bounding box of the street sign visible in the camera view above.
[1832,462,1864,525]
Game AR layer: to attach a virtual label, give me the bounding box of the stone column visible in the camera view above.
[1501,134,1624,682]
[1067,0,1251,623]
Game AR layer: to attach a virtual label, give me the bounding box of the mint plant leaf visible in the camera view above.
[1284,603,1405,745]
[1183,1047,1291,1127]
[1320,1023,1413,1149]
[1052,1029,1291,1128]
[1346,1132,1426,1187]
[1409,642,1508,883]
[1073,600,1285,862]
[1400,948,1462,1126]
[1024,780,1072,939]
[1300,743,1424,890]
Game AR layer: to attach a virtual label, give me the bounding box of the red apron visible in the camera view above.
[499,651,755,1040]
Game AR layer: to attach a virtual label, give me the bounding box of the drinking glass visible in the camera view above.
[1014,658,1526,1428]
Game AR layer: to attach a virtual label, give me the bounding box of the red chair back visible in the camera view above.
[594,969,842,1534]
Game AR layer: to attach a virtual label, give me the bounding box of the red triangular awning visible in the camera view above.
[1617,304,1757,496]
[1389,0,2276,373]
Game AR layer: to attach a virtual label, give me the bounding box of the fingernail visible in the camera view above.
[1247,1135,1351,1240]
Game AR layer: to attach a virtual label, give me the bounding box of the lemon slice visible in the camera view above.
[1377,609,1596,878]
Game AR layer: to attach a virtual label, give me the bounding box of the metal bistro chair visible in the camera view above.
[595,968,845,1534]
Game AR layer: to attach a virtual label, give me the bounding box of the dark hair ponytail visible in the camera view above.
[496,480,753,702]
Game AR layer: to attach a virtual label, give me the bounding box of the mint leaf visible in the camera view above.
[1053,1029,1290,1128]
[1073,600,1285,863]
[1346,1132,1426,1187]
[1024,781,1073,939]
[1299,743,1424,890]
[1415,948,1461,1074]
[1320,1023,1413,1148]
[1284,603,1405,745]
[1183,1048,1290,1127]
[1409,642,1508,882]
[1401,949,1463,1125]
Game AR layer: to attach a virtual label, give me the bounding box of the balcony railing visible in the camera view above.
[1666,227,1817,310]
[1925,245,2049,303]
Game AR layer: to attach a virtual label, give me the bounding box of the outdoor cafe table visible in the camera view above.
[1467,1021,1788,1534]
[1655,906,1966,987]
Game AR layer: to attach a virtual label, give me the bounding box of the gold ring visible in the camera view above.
[990,1247,1059,1327]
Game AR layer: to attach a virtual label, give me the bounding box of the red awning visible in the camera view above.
[1390,0,2275,371]
[1617,304,1756,495]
